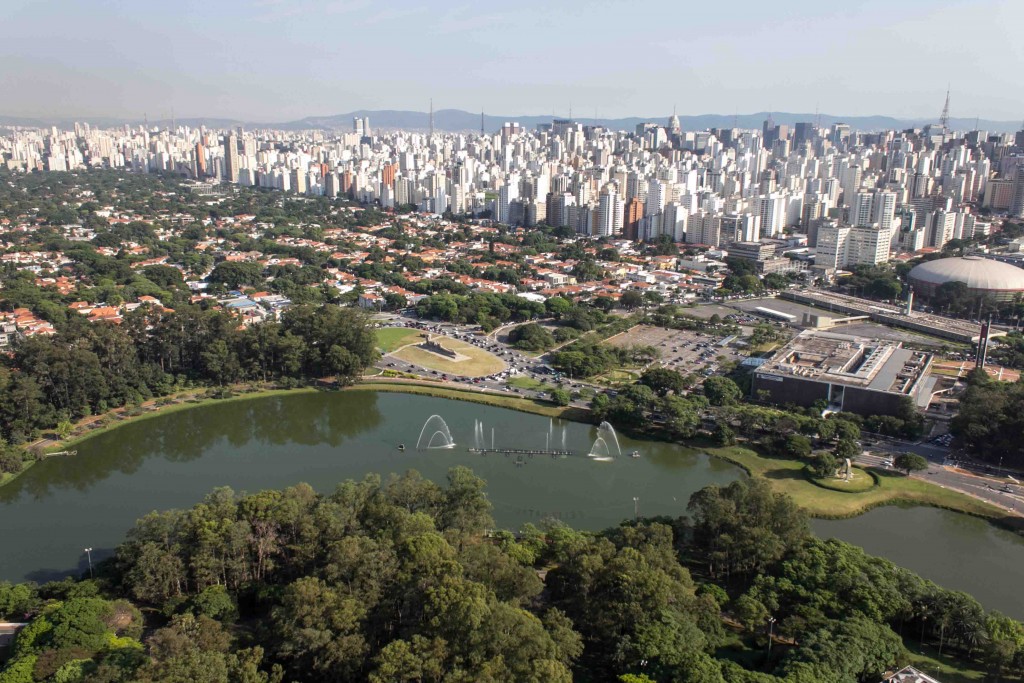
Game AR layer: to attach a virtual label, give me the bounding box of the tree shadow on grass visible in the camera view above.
[762,468,806,480]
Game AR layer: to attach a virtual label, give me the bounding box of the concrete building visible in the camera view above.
[753,330,934,415]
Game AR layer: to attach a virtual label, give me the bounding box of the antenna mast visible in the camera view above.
[480,110,484,136]
[940,87,951,141]
[429,98,434,137]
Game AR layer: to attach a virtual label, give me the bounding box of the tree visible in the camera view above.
[56,418,74,440]
[550,389,571,406]
[383,293,407,311]
[508,323,555,352]
[687,479,809,578]
[894,452,928,477]
[621,290,645,310]
[208,262,264,289]
[0,446,24,475]
[782,434,812,459]
[834,438,859,461]
[712,422,735,446]
[810,452,838,478]
[271,577,367,682]
[639,368,686,397]
[545,297,573,319]
[703,377,742,406]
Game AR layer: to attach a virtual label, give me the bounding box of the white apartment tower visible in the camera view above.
[596,186,624,237]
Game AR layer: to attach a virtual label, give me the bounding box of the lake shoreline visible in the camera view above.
[5,378,1018,533]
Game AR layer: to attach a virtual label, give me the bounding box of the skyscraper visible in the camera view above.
[596,186,623,237]
[1012,163,1024,219]
[873,191,897,232]
[223,134,239,183]
[624,197,643,240]
[852,192,874,227]
[194,142,206,177]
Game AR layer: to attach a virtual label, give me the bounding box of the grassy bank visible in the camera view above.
[703,442,1018,526]
[0,458,38,488]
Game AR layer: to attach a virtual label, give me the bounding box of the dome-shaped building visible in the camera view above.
[908,256,1024,302]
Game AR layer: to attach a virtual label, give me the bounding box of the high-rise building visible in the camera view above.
[1011,163,1024,219]
[817,223,850,269]
[194,142,207,177]
[852,192,874,227]
[596,186,623,237]
[873,191,897,232]
[497,175,520,224]
[223,134,239,183]
[382,162,396,188]
[624,197,643,241]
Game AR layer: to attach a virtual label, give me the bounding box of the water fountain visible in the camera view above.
[473,420,486,450]
[597,421,622,457]
[588,436,614,461]
[416,415,456,450]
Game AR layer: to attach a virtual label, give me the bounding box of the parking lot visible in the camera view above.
[374,318,592,404]
[730,297,840,324]
[604,325,744,376]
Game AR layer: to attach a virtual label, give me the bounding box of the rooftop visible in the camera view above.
[756,330,932,395]
[883,665,943,683]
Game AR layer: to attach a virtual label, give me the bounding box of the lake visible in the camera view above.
[814,506,1024,617]
[2,390,1023,619]
[0,391,737,583]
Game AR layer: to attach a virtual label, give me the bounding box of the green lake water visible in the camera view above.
[2,390,1023,618]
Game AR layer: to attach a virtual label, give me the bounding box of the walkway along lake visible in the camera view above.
[1,390,1023,618]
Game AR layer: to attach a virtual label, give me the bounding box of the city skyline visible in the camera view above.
[2,0,1022,122]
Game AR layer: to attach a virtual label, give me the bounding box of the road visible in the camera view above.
[858,438,1024,515]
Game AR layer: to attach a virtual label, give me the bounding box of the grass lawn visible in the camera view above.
[809,466,877,493]
[905,642,991,683]
[704,443,1018,524]
[594,369,640,386]
[391,338,506,377]
[375,327,421,353]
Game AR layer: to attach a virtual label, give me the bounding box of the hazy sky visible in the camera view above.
[2,0,1022,122]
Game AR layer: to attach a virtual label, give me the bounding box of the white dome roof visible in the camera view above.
[909,256,1024,292]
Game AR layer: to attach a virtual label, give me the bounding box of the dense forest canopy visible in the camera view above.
[0,471,1020,683]
[951,369,1024,466]
[0,304,377,444]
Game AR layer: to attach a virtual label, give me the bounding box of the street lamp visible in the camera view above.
[766,616,777,657]
[84,547,94,579]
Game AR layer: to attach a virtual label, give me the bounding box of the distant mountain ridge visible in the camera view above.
[1,109,1020,134]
